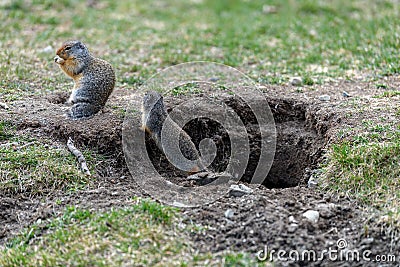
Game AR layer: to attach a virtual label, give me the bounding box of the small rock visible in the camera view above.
[342,91,350,97]
[302,210,320,223]
[41,45,53,53]
[262,5,277,14]
[229,184,253,197]
[380,215,389,222]
[287,223,298,233]
[225,219,234,225]
[288,215,298,224]
[290,77,302,86]
[318,94,331,101]
[308,177,318,188]
[187,172,231,185]
[209,77,219,82]
[224,209,234,219]
[172,201,188,208]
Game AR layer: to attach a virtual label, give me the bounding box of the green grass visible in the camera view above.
[170,82,202,96]
[0,198,261,266]
[0,128,93,196]
[322,127,400,227]
[0,0,400,264]
[374,90,400,98]
[0,0,399,102]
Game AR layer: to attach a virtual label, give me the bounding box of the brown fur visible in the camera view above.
[54,40,115,119]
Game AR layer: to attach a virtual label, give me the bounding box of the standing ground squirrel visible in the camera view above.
[54,40,115,119]
[141,91,206,173]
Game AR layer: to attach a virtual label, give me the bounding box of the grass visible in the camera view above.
[0,125,93,196]
[322,125,400,227]
[0,198,262,267]
[0,0,399,102]
[0,0,399,265]
[170,82,202,96]
[374,90,400,98]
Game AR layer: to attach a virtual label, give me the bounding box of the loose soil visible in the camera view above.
[1,76,399,266]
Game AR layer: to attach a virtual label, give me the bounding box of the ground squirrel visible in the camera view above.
[54,40,115,119]
[141,91,206,174]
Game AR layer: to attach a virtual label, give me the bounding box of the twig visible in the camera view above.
[67,137,91,176]
[17,141,36,150]
[0,142,18,148]
[0,102,9,110]
[0,141,36,150]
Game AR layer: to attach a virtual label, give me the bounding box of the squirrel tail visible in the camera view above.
[68,103,103,119]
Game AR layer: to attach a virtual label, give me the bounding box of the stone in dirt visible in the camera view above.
[187,172,232,186]
[318,95,331,101]
[307,176,318,188]
[302,210,320,223]
[229,184,253,197]
[224,209,234,219]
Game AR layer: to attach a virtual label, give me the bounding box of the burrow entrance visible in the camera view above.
[146,94,329,188]
[39,91,330,189]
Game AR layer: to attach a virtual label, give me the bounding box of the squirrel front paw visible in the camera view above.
[54,55,65,64]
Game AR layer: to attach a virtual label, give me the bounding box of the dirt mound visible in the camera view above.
[1,86,398,266]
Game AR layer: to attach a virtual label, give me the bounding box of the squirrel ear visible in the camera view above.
[76,41,85,50]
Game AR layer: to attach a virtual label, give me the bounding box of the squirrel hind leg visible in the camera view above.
[68,103,102,120]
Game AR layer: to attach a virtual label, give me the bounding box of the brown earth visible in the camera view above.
[0,75,399,266]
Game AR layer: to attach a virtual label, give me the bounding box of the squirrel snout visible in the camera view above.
[54,55,65,64]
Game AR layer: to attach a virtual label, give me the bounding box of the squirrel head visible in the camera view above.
[56,40,90,60]
[142,91,164,113]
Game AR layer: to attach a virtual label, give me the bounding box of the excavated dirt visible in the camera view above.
[1,77,400,266]
[146,93,330,188]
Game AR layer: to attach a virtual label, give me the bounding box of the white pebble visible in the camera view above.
[224,209,234,219]
[302,210,320,223]
[229,184,253,197]
[318,95,331,101]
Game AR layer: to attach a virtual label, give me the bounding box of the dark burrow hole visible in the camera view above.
[146,95,328,188]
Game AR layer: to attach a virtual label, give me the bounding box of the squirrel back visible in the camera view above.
[141,91,206,173]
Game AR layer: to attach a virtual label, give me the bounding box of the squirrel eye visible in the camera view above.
[64,46,71,51]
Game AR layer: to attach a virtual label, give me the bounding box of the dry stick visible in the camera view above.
[67,137,91,176]
[0,102,9,110]
[0,141,36,150]
[17,141,36,150]
[0,142,18,148]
